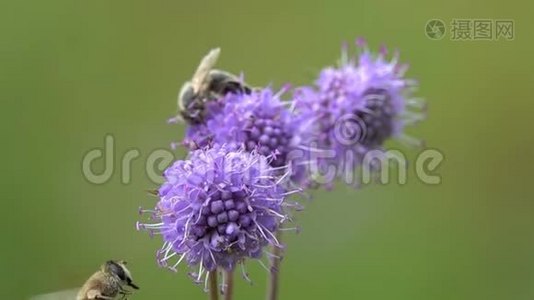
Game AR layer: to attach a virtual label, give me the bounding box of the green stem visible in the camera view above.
[223,269,234,300]
[209,271,219,300]
[266,231,283,300]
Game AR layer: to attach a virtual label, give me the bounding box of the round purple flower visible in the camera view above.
[205,88,302,168]
[137,145,290,283]
[179,87,310,186]
[295,39,425,186]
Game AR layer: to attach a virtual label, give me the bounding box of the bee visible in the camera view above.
[177,47,252,124]
[76,260,139,300]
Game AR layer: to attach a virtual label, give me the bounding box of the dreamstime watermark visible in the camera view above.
[292,143,443,186]
[81,133,444,187]
[425,18,514,41]
[81,134,175,185]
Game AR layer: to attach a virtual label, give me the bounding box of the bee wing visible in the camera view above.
[28,288,79,300]
[191,48,221,93]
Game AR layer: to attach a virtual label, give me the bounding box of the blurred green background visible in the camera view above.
[2,0,533,299]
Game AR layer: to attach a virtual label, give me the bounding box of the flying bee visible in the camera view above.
[76,260,139,300]
[177,48,252,124]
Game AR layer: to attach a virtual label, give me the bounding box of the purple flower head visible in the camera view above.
[137,145,291,284]
[205,87,303,168]
[295,39,425,186]
[180,87,310,186]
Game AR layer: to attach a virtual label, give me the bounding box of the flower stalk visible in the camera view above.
[209,271,219,300]
[266,231,283,300]
[223,269,234,300]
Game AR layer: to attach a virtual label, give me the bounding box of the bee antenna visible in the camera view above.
[128,281,140,290]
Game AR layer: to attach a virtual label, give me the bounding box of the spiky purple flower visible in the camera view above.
[180,87,310,187]
[295,39,425,186]
[137,145,292,284]
[205,88,302,168]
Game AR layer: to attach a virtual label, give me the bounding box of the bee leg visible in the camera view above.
[87,289,114,300]
[119,287,132,300]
